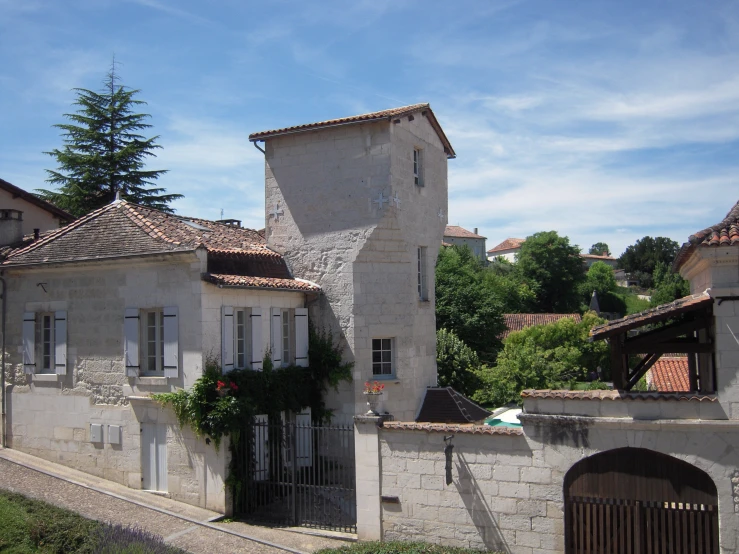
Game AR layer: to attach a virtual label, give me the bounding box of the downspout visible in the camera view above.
[1,276,6,448]
[252,140,265,155]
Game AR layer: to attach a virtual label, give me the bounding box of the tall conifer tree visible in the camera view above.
[38,63,180,217]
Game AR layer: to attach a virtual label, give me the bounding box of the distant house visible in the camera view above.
[582,253,618,268]
[501,312,582,340]
[443,225,486,261]
[486,237,525,262]
[0,178,73,247]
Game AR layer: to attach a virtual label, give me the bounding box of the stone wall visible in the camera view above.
[367,417,739,553]
[264,114,448,421]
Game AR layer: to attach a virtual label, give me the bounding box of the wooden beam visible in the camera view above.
[624,341,712,355]
[610,334,627,390]
[626,353,660,390]
[624,317,709,351]
[688,353,698,391]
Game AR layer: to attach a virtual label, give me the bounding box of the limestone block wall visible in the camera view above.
[373,419,739,553]
[264,114,448,421]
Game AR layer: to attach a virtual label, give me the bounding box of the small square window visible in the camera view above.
[372,338,393,376]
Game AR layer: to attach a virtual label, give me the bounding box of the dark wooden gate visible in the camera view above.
[233,413,356,533]
[564,448,718,554]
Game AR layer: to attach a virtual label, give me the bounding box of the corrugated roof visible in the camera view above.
[487,238,525,254]
[502,313,582,339]
[249,103,456,159]
[444,225,486,239]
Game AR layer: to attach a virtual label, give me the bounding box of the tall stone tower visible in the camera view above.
[249,104,455,421]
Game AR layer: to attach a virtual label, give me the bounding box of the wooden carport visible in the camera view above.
[590,292,714,392]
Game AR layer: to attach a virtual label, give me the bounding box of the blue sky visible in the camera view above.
[1,0,738,258]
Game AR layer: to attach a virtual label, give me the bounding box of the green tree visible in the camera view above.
[38,64,180,217]
[515,231,585,313]
[618,236,680,289]
[589,242,610,256]
[472,312,609,406]
[436,329,482,396]
[435,246,506,363]
[582,261,617,298]
[650,262,690,307]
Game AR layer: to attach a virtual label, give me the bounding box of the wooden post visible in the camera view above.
[611,334,626,390]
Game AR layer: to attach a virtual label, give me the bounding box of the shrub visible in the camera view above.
[91,524,186,554]
[436,329,482,396]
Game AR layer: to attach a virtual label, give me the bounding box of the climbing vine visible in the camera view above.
[152,323,352,446]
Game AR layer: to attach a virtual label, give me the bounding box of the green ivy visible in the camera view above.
[152,324,353,494]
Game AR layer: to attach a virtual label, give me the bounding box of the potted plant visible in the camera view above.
[363,381,385,415]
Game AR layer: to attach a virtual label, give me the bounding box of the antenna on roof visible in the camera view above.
[220,208,224,219]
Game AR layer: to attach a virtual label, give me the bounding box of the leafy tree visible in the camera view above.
[472,312,609,406]
[582,261,617,298]
[618,236,680,289]
[515,231,585,313]
[650,262,690,307]
[589,242,610,256]
[435,246,505,363]
[436,329,482,396]
[38,64,180,217]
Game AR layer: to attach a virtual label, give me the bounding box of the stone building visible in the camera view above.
[443,225,487,262]
[356,198,739,552]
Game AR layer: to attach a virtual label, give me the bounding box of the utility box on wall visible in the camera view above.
[90,423,103,443]
[108,425,121,445]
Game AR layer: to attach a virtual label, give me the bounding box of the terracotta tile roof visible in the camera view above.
[249,103,456,159]
[520,389,717,402]
[202,274,321,292]
[648,357,690,392]
[416,388,491,424]
[502,313,582,339]
[383,421,523,436]
[444,225,486,239]
[487,238,525,254]
[675,199,739,270]
[582,254,617,262]
[0,177,74,222]
[3,199,319,293]
[590,291,713,339]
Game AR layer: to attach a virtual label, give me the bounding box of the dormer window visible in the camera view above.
[413,148,423,186]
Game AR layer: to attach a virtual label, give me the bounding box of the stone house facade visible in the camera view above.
[443,225,487,262]
[356,198,739,553]
[1,198,317,512]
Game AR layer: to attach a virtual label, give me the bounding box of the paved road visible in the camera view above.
[0,448,353,554]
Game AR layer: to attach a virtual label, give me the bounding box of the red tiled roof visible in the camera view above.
[520,389,716,402]
[0,177,74,222]
[203,274,320,292]
[249,104,456,158]
[675,200,739,270]
[382,421,523,436]
[590,291,713,339]
[487,238,525,254]
[582,253,616,261]
[502,313,582,339]
[444,225,486,239]
[648,357,690,392]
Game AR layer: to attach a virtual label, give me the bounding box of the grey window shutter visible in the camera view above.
[270,307,282,366]
[250,307,263,370]
[296,407,312,468]
[54,310,67,375]
[295,308,309,367]
[163,306,179,378]
[222,306,234,372]
[124,308,140,377]
[23,312,35,374]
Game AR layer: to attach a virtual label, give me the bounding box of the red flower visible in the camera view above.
[216,380,226,390]
[230,382,239,391]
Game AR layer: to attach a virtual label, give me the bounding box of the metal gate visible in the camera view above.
[565,448,719,554]
[234,413,356,533]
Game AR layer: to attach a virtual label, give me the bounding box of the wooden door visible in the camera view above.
[141,423,167,492]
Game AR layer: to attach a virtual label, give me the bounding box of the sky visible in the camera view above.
[1,0,738,258]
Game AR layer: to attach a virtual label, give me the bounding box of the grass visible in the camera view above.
[315,541,500,554]
[614,286,651,315]
[0,490,185,554]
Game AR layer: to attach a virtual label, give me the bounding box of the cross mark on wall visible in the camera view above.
[373,192,388,210]
[270,203,284,220]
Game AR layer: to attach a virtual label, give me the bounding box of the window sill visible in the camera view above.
[133,377,169,386]
[370,375,400,383]
[33,373,60,382]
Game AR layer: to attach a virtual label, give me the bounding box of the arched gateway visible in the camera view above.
[564,447,718,553]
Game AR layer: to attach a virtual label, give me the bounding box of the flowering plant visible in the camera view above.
[216,380,239,396]
[364,381,385,394]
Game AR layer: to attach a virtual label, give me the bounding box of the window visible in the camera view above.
[417,246,428,301]
[223,306,261,372]
[23,310,67,375]
[281,309,291,366]
[124,307,179,378]
[142,309,164,374]
[372,338,393,376]
[413,148,423,186]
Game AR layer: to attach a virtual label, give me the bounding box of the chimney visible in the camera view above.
[0,209,24,246]
[474,227,478,235]
[34,228,40,240]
